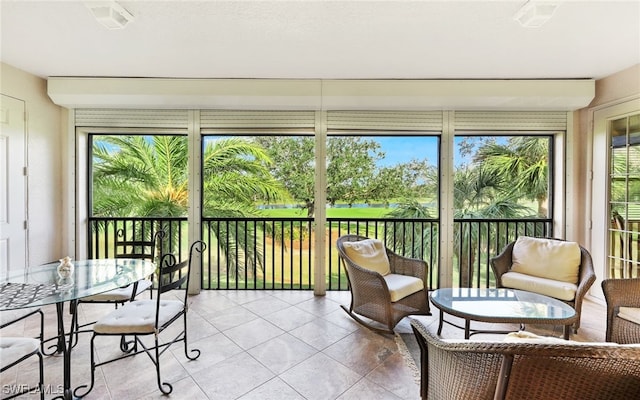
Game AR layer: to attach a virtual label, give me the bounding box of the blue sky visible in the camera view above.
[374,136,438,167]
[372,136,474,167]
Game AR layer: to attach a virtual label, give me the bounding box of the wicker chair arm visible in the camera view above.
[490,242,515,286]
[386,250,427,280]
[411,316,640,400]
[602,278,640,309]
[575,246,596,300]
[341,257,392,300]
[411,316,640,359]
[602,278,640,342]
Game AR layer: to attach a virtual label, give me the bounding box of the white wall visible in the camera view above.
[0,62,65,265]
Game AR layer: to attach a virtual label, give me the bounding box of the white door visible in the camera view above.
[0,94,27,279]
[591,98,640,299]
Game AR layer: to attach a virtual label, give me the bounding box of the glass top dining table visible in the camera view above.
[0,258,155,400]
[0,258,156,311]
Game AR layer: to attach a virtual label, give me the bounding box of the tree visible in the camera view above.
[92,135,189,218]
[92,135,288,279]
[384,199,437,262]
[473,137,550,216]
[252,136,316,217]
[326,136,385,208]
[388,153,538,288]
[453,166,535,287]
[254,136,433,217]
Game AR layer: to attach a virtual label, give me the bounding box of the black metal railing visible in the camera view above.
[453,218,552,289]
[201,217,313,290]
[89,216,552,291]
[88,217,188,261]
[326,218,440,291]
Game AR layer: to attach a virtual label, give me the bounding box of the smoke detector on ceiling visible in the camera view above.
[513,1,560,28]
[85,1,134,30]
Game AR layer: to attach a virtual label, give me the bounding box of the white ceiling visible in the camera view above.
[1,0,639,81]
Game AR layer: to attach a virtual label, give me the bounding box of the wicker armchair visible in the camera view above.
[410,316,640,400]
[490,238,595,332]
[602,278,640,344]
[336,235,430,333]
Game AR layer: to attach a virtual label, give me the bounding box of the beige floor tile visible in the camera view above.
[237,377,305,400]
[262,305,318,331]
[224,318,284,350]
[247,333,317,374]
[279,353,362,400]
[0,291,607,400]
[289,319,353,350]
[190,352,274,400]
[336,378,405,400]
[322,329,397,376]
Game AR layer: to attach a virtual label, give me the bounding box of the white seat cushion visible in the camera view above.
[342,239,391,276]
[511,236,581,284]
[0,337,40,368]
[618,307,640,325]
[501,271,577,301]
[82,279,152,302]
[93,299,184,334]
[503,331,623,346]
[0,308,40,326]
[383,273,424,302]
[504,331,570,344]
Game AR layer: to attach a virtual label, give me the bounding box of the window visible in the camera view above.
[88,133,188,259]
[453,135,553,288]
[608,113,640,279]
[79,110,566,292]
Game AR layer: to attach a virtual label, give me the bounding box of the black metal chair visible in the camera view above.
[0,336,44,399]
[73,240,205,397]
[79,228,164,305]
[1,260,61,356]
[1,308,45,349]
[73,229,164,350]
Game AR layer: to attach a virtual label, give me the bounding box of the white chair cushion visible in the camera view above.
[504,331,569,344]
[0,337,40,368]
[511,236,581,284]
[501,271,577,301]
[503,331,624,346]
[342,238,391,276]
[82,279,152,302]
[93,299,184,334]
[383,273,424,302]
[618,307,640,325]
[0,308,39,326]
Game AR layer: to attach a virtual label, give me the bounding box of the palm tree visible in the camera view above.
[453,166,535,287]
[92,135,289,280]
[384,199,437,259]
[474,137,550,216]
[93,135,189,218]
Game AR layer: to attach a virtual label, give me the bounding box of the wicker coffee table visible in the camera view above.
[430,288,577,339]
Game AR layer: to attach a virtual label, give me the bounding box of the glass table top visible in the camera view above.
[0,258,155,310]
[430,288,576,321]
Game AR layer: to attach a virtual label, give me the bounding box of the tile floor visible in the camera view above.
[1,290,607,400]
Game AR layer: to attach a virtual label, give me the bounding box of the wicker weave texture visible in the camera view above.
[337,235,430,333]
[490,238,596,332]
[602,278,640,344]
[410,316,640,400]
